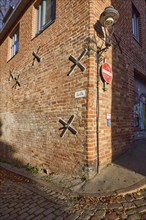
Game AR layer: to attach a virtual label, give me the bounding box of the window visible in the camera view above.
[35,0,56,34]
[10,28,19,58]
[132,5,140,42]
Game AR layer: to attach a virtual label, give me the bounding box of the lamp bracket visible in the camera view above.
[113,33,122,54]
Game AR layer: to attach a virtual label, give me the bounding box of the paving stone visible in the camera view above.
[120,212,128,219]
[141,213,146,220]
[18,207,30,215]
[0,214,11,220]
[105,212,120,220]
[126,208,137,215]
[53,209,64,216]
[136,206,146,213]
[43,207,55,215]
[90,216,100,220]
[6,214,18,220]
[133,191,145,199]
[125,194,135,202]
[108,203,123,209]
[34,207,45,215]
[122,202,136,209]
[25,215,36,220]
[9,207,21,215]
[18,212,30,219]
[2,207,14,214]
[93,210,106,219]
[134,199,146,207]
[0,166,146,220]
[126,213,141,220]
[65,213,80,220]
[114,208,127,218]
[96,203,107,210]
[55,216,64,220]
[39,200,49,207]
[28,206,40,214]
[32,214,45,220]
[43,213,56,220]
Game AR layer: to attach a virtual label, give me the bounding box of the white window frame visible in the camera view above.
[35,0,56,34]
[132,6,140,42]
[10,29,19,58]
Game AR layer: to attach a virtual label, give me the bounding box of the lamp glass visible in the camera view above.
[104,17,114,27]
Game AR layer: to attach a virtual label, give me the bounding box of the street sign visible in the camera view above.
[75,90,86,98]
[101,62,113,83]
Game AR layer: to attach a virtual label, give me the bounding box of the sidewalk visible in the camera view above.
[0,139,146,219]
[74,139,146,195]
[0,139,146,196]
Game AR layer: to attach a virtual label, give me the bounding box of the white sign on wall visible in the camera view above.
[75,90,86,98]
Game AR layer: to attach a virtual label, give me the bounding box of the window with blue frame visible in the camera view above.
[35,0,56,34]
[10,28,19,58]
[132,5,140,42]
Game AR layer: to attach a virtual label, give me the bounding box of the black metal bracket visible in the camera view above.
[8,69,15,81]
[32,46,41,65]
[67,48,88,76]
[8,70,21,89]
[113,33,122,54]
[12,74,21,89]
[59,115,77,137]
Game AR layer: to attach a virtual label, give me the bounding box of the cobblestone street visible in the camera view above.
[0,166,146,220]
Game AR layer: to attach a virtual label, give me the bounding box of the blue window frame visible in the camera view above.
[132,5,140,42]
[35,0,56,34]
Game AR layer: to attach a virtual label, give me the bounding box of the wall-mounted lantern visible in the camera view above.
[99,6,119,52]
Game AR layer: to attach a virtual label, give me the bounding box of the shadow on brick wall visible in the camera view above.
[0,119,22,166]
[111,0,146,177]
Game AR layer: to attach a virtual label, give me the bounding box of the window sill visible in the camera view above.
[7,51,19,63]
[31,19,55,40]
[133,36,142,47]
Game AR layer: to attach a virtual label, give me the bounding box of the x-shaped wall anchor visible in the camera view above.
[113,33,122,54]
[8,70,21,89]
[67,48,88,76]
[8,70,14,81]
[32,46,41,66]
[12,74,21,89]
[59,115,77,137]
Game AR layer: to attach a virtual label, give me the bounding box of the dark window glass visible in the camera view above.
[35,0,56,34]
[10,28,19,58]
[132,5,140,42]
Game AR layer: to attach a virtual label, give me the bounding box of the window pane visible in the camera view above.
[35,0,55,34]
[132,6,140,41]
[11,45,14,57]
[45,0,52,24]
[10,29,19,58]
[15,41,19,53]
[38,4,42,31]
[11,36,14,57]
[42,0,46,26]
[14,32,19,54]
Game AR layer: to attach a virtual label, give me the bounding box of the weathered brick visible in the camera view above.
[0,0,145,179]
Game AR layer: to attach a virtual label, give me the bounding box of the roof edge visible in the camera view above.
[0,0,31,43]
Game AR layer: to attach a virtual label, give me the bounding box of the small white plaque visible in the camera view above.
[75,90,86,98]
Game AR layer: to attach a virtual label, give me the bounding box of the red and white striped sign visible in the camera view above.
[101,63,113,83]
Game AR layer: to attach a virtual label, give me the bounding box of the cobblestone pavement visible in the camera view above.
[0,166,146,220]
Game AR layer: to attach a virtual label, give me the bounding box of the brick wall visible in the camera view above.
[86,0,146,171]
[0,0,91,177]
[110,0,146,164]
[0,0,145,178]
